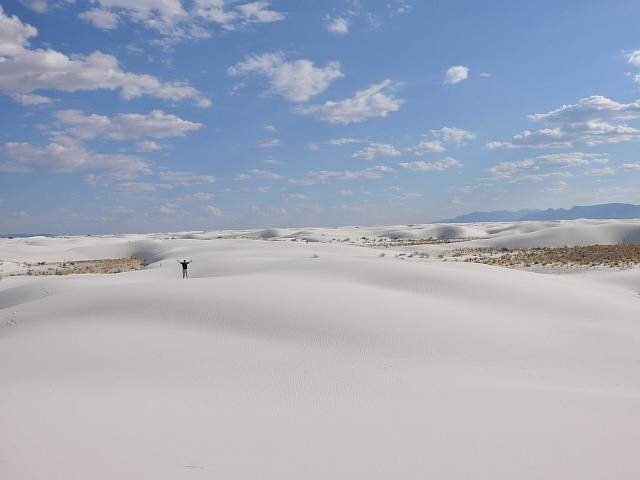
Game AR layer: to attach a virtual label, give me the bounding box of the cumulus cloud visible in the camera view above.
[280,192,306,199]
[291,166,393,185]
[584,167,616,176]
[626,49,640,67]
[228,52,343,102]
[406,140,446,155]
[0,8,209,105]
[158,170,216,186]
[204,205,223,217]
[8,92,53,105]
[179,192,213,201]
[443,65,469,85]
[407,127,476,155]
[309,137,366,150]
[112,181,168,193]
[431,127,476,146]
[398,157,461,171]
[20,0,50,13]
[326,16,348,34]
[488,96,640,148]
[528,96,640,123]
[26,1,276,41]
[79,9,120,29]
[620,162,640,171]
[256,138,281,148]
[298,79,403,124]
[0,6,37,56]
[537,152,609,167]
[487,152,608,182]
[353,143,401,160]
[54,109,203,140]
[2,141,151,179]
[234,169,283,180]
[516,171,572,183]
[135,140,163,152]
[542,180,569,194]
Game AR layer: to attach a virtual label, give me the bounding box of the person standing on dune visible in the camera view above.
[177,259,192,279]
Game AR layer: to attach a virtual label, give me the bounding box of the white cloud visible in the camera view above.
[20,1,50,13]
[398,157,461,171]
[194,0,285,33]
[353,143,401,160]
[8,93,53,105]
[299,79,403,124]
[516,171,572,183]
[486,152,608,182]
[406,140,445,155]
[55,109,203,140]
[0,6,37,56]
[488,159,538,180]
[291,166,392,185]
[79,9,120,29]
[256,138,281,148]
[489,96,640,148]
[620,162,640,171]
[431,127,476,146]
[326,16,348,35]
[280,192,306,199]
[528,96,640,123]
[24,0,284,38]
[179,192,213,201]
[626,49,640,67]
[249,169,283,179]
[338,189,353,195]
[87,0,188,34]
[228,52,343,102]
[443,65,469,85]
[158,170,216,186]
[584,167,616,176]
[235,169,283,180]
[309,138,366,150]
[235,2,285,23]
[204,205,222,217]
[537,152,608,167]
[407,127,476,155]
[0,8,209,105]
[135,140,163,152]
[159,203,178,215]
[114,181,166,193]
[2,142,151,178]
[542,181,569,194]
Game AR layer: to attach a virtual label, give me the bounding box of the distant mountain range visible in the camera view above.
[0,233,53,238]
[438,203,640,223]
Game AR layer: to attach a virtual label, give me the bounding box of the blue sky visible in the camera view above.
[1,0,640,234]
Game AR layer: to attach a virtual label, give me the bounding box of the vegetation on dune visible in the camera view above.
[12,257,146,277]
[452,244,640,270]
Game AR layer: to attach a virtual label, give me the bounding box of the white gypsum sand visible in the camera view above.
[1,219,640,479]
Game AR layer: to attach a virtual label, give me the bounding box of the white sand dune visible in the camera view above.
[1,220,640,479]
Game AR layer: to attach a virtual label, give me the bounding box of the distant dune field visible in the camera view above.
[1,220,640,479]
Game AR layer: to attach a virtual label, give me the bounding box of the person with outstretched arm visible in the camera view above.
[177,259,192,279]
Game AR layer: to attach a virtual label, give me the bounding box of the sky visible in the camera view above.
[1,0,640,234]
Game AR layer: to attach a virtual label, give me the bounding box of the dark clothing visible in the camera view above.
[179,260,191,279]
